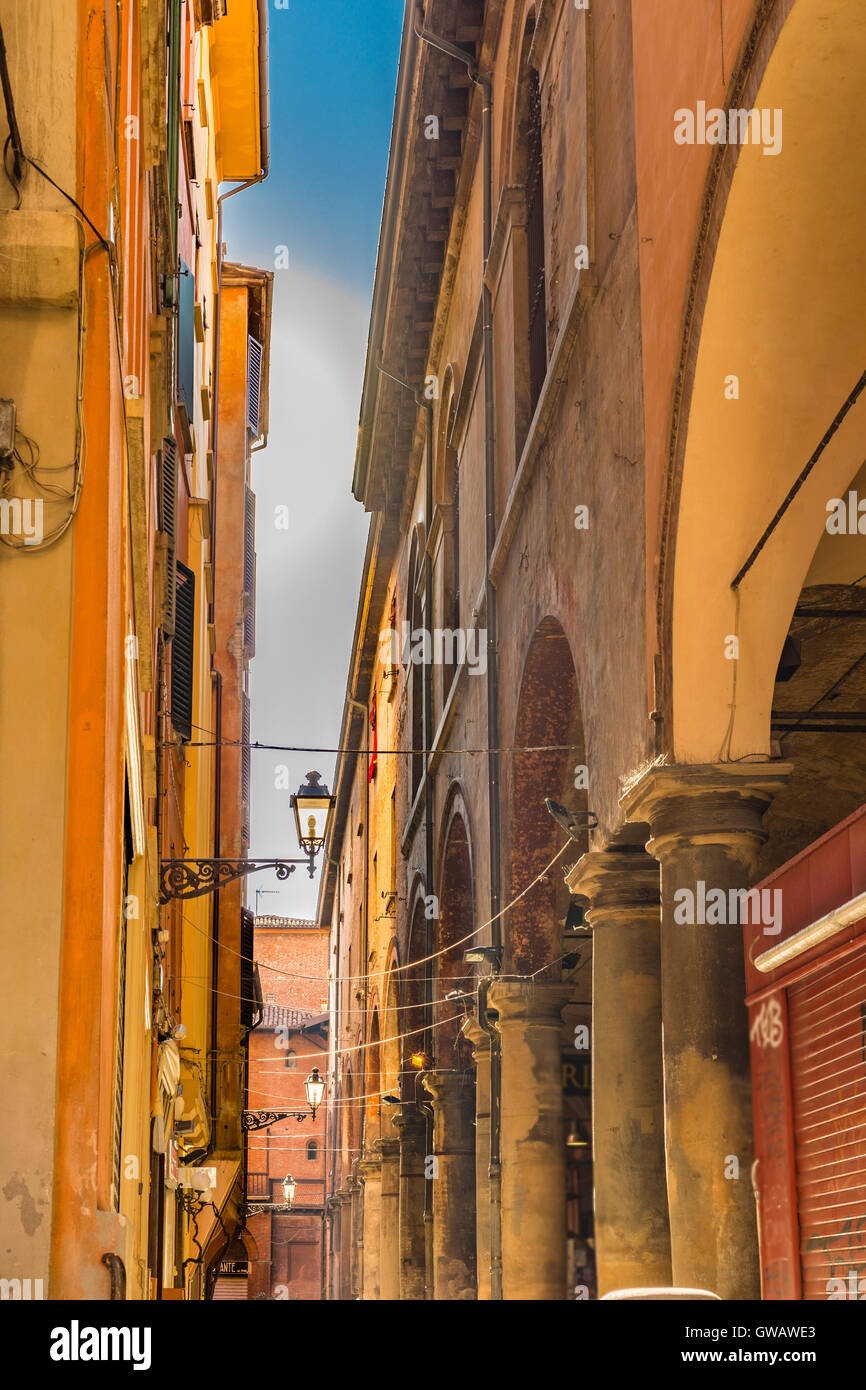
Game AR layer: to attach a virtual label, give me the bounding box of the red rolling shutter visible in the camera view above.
[789,941,866,1299]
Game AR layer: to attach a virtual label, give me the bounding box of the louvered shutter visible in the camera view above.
[241,691,251,843]
[789,942,866,1298]
[244,487,256,655]
[247,335,263,435]
[171,561,195,742]
[240,907,255,1031]
[158,440,179,635]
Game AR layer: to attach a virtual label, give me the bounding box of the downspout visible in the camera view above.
[347,698,370,1163]
[414,1070,435,1300]
[326,864,342,1298]
[422,400,435,1067]
[413,5,502,1301]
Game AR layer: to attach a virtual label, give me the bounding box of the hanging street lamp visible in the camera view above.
[304,1067,325,1118]
[159,769,335,902]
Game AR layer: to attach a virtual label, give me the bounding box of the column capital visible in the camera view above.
[390,1109,427,1144]
[421,1068,475,1108]
[566,845,660,928]
[373,1137,401,1163]
[620,761,792,860]
[488,977,572,1028]
[461,1012,492,1055]
[357,1156,382,1184]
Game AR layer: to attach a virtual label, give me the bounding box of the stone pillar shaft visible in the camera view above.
[358,1156,382,1301]
[463,1017,492,1300]
[622,761,790,1300]
[392,1110,427,1300]
[490,979,571,1300]
[422,1069,477,1299]
[347,1174,362,1300]
[376,1138,401,1301]
[567,845,671,1294]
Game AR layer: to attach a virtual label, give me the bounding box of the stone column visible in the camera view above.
[376,1137,401,1301]
[332,1192,350,1301]
[462,1016,492,1300]
[392,1110,427,1300]
[347,1172,362,1300]
[621,761,790,1300]
[566,844,671,1294]
[490,978,571,1300]
[422,1070,477,1299]
[358,1155,382,1300]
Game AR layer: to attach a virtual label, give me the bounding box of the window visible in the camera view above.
[307,1139,318,1161]
[171,561,195,742]
[284,1049,297,1070]
[407,533,424,800]
[247,335,263,435]
[515,21,547,461]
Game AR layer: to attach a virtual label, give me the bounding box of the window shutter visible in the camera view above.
[171,561,195,742]
[241,691,251,843]
[177,258,196,419]
[244,487,256,655]
[246,335,263,435]
[240,907,257,1031]
[158,439,179,636]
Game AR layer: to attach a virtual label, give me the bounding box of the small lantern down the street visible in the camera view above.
[291,771,334,855]
[282,1174,296,1209]
[304,1066,325,1118]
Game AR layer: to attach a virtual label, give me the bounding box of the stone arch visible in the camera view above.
[403,877,430,1088]
[433,363,460,505]
[343,1066,357,1166]
[509,616,586,973]
[381,944,401,1094]
[436,806,475,1069]
[365,1006,382,1146]
[662,0,866,781]
[406,525,426,799]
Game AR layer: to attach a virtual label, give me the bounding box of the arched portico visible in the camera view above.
[634,0,866,1300]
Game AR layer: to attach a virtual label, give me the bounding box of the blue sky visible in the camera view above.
[227,0,405,293]
[223,0,405,923]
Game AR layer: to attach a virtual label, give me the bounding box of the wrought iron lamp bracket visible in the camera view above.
[159,856,315,903]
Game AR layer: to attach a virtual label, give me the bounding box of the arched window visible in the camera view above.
[284,1048,296,1070]
[515,18,547,460]
[407,533,424,800]
[306,1139,318,1161]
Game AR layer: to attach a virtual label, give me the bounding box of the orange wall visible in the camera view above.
[631,0,755,692]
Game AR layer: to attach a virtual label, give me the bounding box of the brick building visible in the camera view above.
[320,0,866,1302]
[243,917,330,1300]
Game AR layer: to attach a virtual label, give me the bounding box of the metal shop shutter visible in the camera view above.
[212,1276,249,1301]
[788,942,866,1299]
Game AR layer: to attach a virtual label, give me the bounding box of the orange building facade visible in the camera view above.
[0,0,271,1300]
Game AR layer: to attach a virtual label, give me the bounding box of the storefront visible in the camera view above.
[745,805,866,1300]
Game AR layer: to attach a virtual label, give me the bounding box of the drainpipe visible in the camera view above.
[347,697,370,1160]
[413,3,502,1299]
[414,1070,435,1300]
[422,399,435,1065]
